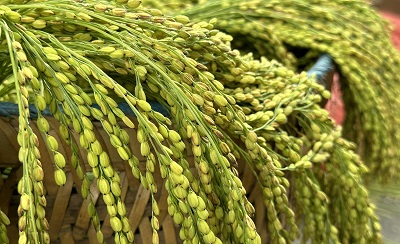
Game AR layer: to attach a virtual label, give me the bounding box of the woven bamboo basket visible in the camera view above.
[0,116,266,243]
[0,55,334,243]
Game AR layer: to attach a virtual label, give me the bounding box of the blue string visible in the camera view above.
[0,101,169,118]
[307,54,334,88]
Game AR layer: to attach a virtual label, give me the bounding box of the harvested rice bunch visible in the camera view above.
[0,0,381,243]
[218,54,380,243]
[0,1,261,243]
[173,0,400,183]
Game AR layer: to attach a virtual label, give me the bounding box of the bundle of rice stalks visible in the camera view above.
[0,0,382,243]
[152,0,400,184]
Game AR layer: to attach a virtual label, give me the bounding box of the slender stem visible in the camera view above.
[2,19,40,243]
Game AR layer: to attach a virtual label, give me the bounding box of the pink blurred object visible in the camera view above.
[380,11,400,50]
[325,74,345,125]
